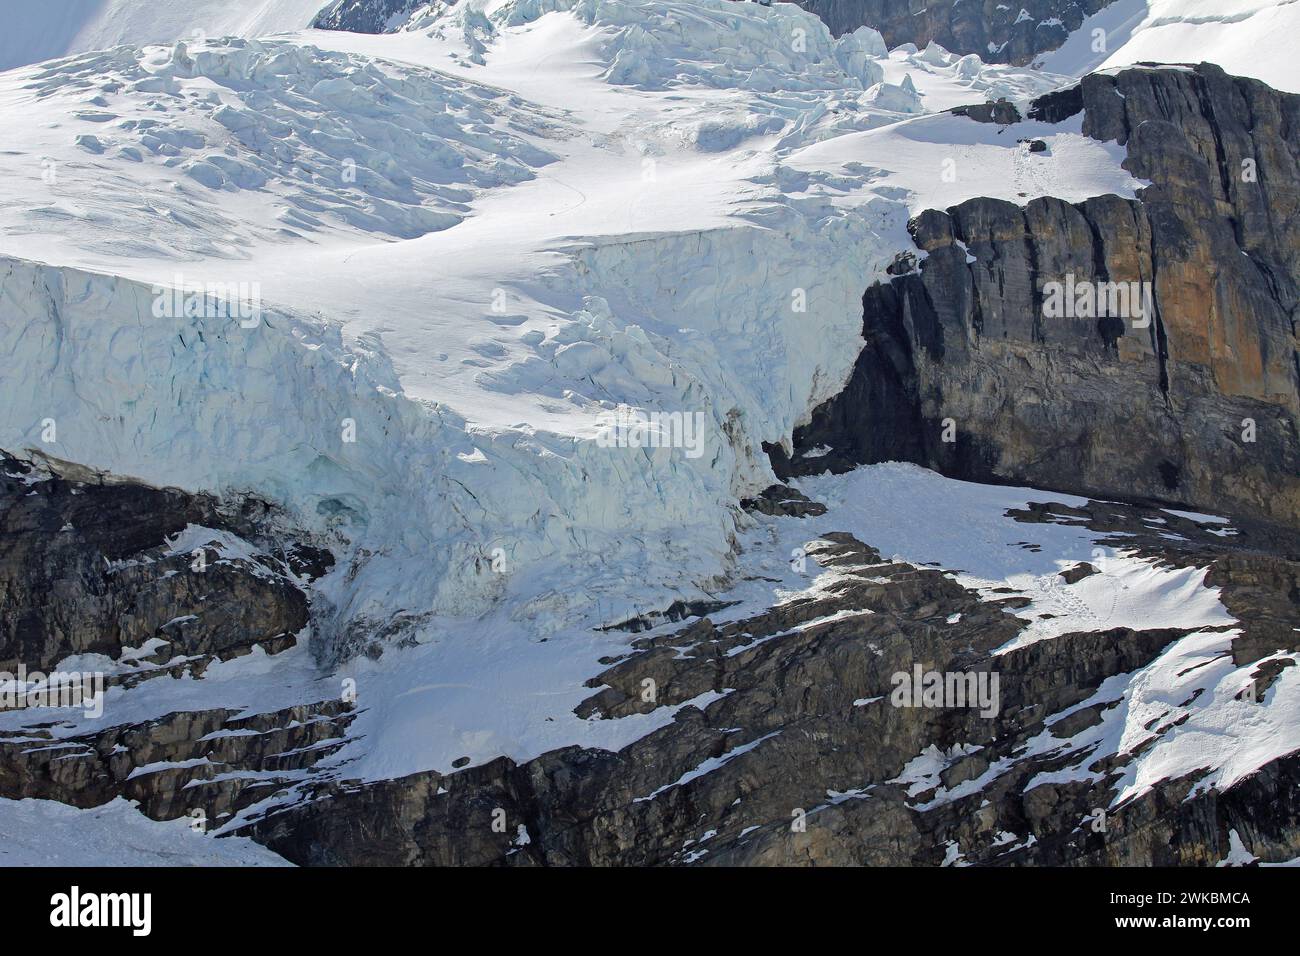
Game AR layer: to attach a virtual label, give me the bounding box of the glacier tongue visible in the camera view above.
[0,0,1140,699]
[0,198,900,656]
[0,1,926,652]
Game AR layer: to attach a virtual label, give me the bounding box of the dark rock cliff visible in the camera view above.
[776,63,1300,529]
[311,0,427,33]
[0,453,331,675]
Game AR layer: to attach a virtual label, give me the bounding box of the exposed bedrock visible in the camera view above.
[775,64,1300,528]
[0,452,331,675]
[311,0,427,33]
[242,507,1300,866]
[0,699,356,828]
[0,451,353,839]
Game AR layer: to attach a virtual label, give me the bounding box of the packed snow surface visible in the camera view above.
[0,797,293,866]
[779,464,1234,652]
[1038,0,1300,93]
[0,0,327,72]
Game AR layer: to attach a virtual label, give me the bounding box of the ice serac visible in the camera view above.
[779,63,1300,528]
[774,0,1116,64]
[0,3,907,651]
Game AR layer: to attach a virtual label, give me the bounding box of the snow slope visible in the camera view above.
[0,0,328,73]
[1038,0,1300,93]
[785,109,1148,216]
[788,464,1234,651]
[0,797,293,866]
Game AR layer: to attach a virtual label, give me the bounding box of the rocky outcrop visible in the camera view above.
[0,452,331,676]
[0,699,356,829]
[739,483,828,517]
[311,0,427,33]
[782,0,1114,63]
[776,63,1300,528]
[240,497,1300,866]
[0,450,353,838]
[314,0,1107,64]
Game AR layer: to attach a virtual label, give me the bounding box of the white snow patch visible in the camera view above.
[0,796,292,866]
[0,0,326,72]
[1037,0,1300,94]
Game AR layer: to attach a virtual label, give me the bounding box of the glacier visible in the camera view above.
[0,0,1147,663]
[3,0,1292,806]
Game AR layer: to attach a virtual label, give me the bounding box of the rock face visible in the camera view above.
[776,64,1300,528]
[310,0,427,33]
[0,700,356,828]
[0,450,353,835]
[5,463,1297,866]
[0,452,330,675]
[783,0,1113,63]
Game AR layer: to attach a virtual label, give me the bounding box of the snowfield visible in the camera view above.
[1038,0,1300,93]
[0,0,1296,848]
[0,797,293,866]
[0,0,328,72]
